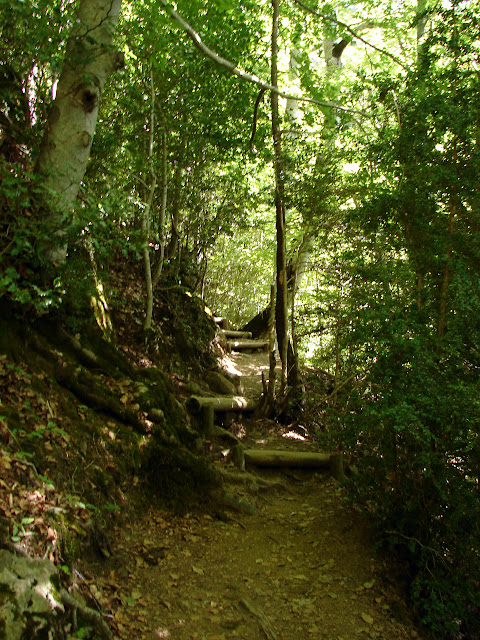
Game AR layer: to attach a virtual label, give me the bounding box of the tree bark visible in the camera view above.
[271,0,289,395]
[35,0,123,262]
[143,68,157,331]
[166,159,184,260]
[152,129,168,287]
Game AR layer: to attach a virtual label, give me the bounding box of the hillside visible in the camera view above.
[0,258,430,640]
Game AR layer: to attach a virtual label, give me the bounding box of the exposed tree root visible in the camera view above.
[55,364,148,434]
[218,468,287,494]
[60,589,113,640]
[240,595,277,640]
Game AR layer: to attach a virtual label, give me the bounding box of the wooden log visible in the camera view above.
[222,330,253,339]
[329,453,345,481]
[244,449,332,469]
[214,317,230,329]
[228,339,268,351]
[201,403,214,436]
[186,395,258,415]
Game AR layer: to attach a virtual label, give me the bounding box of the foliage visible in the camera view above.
[315,5,480,633]
[0,161,64,312]
[2,0,480,635]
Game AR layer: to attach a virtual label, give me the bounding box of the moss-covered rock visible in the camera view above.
[0,550,62,640]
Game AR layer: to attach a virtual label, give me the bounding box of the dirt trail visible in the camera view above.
[84,350,426,640]
[89,473,421,640]
[220,349,274,398]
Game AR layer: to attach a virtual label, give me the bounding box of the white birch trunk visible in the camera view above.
[35,0,123,262]
[285,48,301,124]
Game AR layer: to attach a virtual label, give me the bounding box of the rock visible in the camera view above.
[205,371,237,395]
[0,549,63,640]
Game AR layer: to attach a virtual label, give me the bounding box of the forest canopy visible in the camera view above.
[1,0,480,636]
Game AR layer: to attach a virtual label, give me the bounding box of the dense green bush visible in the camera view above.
[342,323,480,635]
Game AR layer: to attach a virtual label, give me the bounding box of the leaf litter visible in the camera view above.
[85,473,430,640]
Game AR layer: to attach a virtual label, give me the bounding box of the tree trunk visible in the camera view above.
[35,0,123,263]
[143,69,157,331]
[152,129,168,287]
[267,284,277,408]
[271,0,289,395]
[416,0,427,66]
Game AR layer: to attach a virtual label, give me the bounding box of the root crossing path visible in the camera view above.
[86,342,427,640]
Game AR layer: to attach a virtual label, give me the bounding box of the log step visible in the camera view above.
[222,330,253,339]
[228,339,268,351]
[244,449,332,468]
[214,317,230,329]
[186,395,258,414]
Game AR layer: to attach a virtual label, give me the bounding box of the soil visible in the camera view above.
[81,348,429,640]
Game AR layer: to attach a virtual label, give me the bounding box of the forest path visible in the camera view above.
[85,346,427,640]
[90,470,422,640]
[222,348,275,399]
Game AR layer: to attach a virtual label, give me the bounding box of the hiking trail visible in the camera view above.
[84,324,427,640]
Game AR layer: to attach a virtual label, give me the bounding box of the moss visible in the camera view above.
[141,438,219,513]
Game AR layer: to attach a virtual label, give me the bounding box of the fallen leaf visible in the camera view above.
[192,566,204,575]
[361,612,374,625]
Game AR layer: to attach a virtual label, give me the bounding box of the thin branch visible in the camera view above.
[249,88,267,150]
[385,531,444,560]
[157,0,371,118]
[291,0,409,71]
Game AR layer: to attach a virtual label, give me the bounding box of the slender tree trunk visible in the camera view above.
[143,69,157,331]
[437,9,458,341]
[437,192,456,340]
[416,0,427,66]
[271,0,289,394]
[167,161,184,260]
[285,46,301,129]
[267,284,277,407]
[35,0,123,262]
[152,129,168,287]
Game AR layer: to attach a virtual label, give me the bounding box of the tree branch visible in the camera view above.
[249,88,267,150]
[157,0,371,118]
[290,0,409,71]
